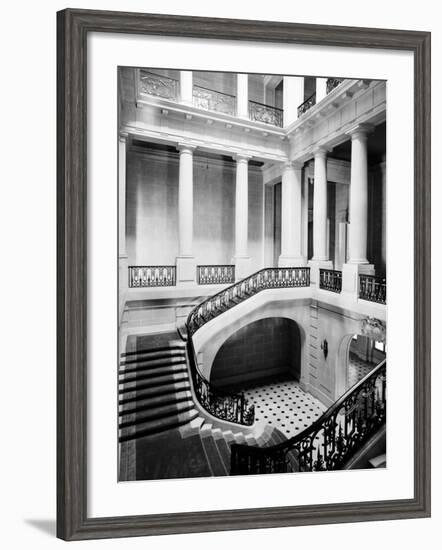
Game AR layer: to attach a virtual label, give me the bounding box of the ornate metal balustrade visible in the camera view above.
[319,269,342,293]
[187,335,255,426]
[297,92,316,117]
[359,274,386,304]
[139,70,179,101]
[128,266,176,288]
[248,100,283,127]
[197,265,235,285]
[192,85,236,115]
[187,267,310,337]
[230,360,386,475]
[326,77,344,94]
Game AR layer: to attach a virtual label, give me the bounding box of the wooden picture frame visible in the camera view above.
[57,8,431,541]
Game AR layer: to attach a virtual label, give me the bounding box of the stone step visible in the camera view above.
[119,364,188,384]
[119,355,186,373]
[119,380,191,404]
[121,343,184,359]
[119,400,195,428]
[120,348,185,366]
[119,371,189,394]
[119,408,199,442]
[119,389,193,414]
[200,434,228,476]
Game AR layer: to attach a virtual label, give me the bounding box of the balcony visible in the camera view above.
[139,71,179,101]
[359,274,386,304]
[192,85,236,116]
[248,100,283,128]
[326,77,344,94]
[297,92,316,117]
[319,269,342,293]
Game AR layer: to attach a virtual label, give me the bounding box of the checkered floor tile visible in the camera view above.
[347,353,378,388]
[238,379,327,439]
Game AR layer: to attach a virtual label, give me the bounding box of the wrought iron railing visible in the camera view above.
[128,266,176,288]
[297,92,316,117]
[248,100,283,127]
[326,77,344,94]
[139,70,179,101]
[187,267,310,337]
[192,85,236,115]
[230,360,386,475]
[319,269,342,293]
[186,335,255,426]
[197,265,235,285]
[359,274,386,304]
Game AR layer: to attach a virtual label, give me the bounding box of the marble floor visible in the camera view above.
[238,379,327,439]
[347,353,381,388]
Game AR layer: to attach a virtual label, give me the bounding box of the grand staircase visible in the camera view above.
[118,331,286,480]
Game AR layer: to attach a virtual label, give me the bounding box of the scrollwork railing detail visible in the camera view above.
[326,77,344,94]
[192,85,236,115]
[197,265,235,285]
[359,274,386,304]
[297,92,316,117]
[319,269,342,293]
[139,70,179,100]
[230,360,386,475]
[187,267,310,337]
[248,100,283,127]
[128,266,176,288]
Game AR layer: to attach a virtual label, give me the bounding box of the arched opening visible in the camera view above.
[347,334,386,389]
[210,317,301,391]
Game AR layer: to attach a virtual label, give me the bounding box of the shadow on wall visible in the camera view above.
[210,317,301,391]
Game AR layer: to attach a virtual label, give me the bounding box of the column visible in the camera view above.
[342,124,375,296]
[237,74,249,119]
[308,148,332,283]
[180,70,193,105]
[279,161,306,267]
[232,154,251,279]
[316,77,328,103]
[118,132,128,322]
[176,143,196,284]
[380,156,386,271]
[283,76,304,126]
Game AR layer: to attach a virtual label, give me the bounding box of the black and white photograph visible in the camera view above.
[117,68,387,482]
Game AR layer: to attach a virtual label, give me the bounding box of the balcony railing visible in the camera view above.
[197,265,235,285]
[359,274,386,304]
[139,70,179,101]
[192,85,236,116]
[297,92,317,117]
[187,267,310,337]
[326,77,344,94]
[230,359,386,474]
[319,269,342,293]
[248,100,283,127]
[128,266,176,288]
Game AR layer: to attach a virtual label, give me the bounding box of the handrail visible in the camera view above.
[297,92,317,117]
[185,331,255,426]
[248,99,283,112]
[187,267,310,337]
[184,266,310,426]
[193,83,236,98]
[140,69,179,83]
[230,359,386,474]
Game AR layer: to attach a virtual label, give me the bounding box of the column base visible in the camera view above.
[278,255,306,268]
[308,259,333,285]
[176,256,197,286]
[341,262,375,299]
[232,256,252,281]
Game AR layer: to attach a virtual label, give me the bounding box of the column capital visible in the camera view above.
[282,160,304,171]
[313,146,328,159]
[233,152,252,163]
[177,142,197,154]
[346,123,374,140]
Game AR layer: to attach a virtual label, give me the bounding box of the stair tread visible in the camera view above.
[119,380,191,403]
[119,372,189,394]
[119,401,195,428]
[201,435,228,476]
[119,364,187,383]
[119,390,193,413]
[120,356,186,372]
[119,409,199,442]
[120,349,185,365]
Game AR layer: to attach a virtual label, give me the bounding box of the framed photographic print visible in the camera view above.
[57,8,431,541]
